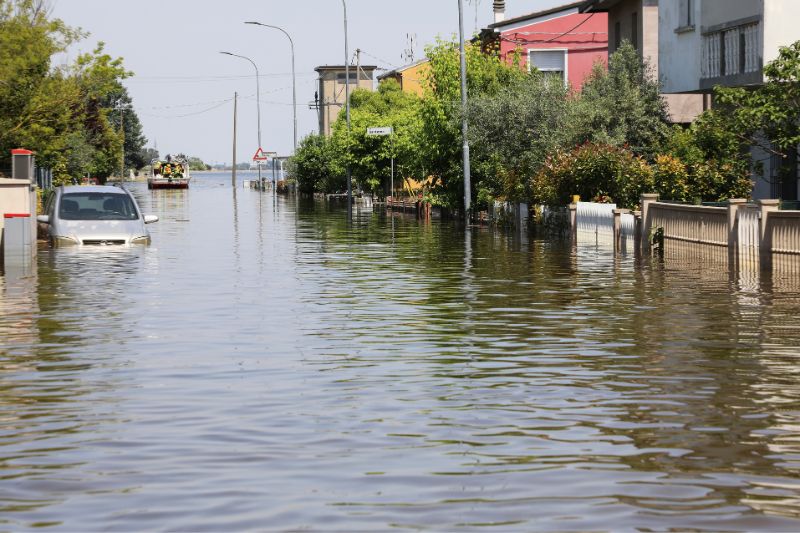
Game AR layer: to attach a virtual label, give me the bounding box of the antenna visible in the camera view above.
[401,33,417,64]
[468,0,481,33]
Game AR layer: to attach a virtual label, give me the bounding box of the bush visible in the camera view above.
[653,154,690,202]
[661,120,752,202]
[532,143,654,208]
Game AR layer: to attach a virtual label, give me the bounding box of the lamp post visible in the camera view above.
[342,0,352,217]
[245,21,297,155]
[220,51,263,186]
[457,0,471,219]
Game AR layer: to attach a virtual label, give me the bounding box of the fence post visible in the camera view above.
[759,199,780,271]
[569,202,577,242]
[727,198,746,269]
[612,208,625,253]
[633,210,642,255]
[640,193,659,253]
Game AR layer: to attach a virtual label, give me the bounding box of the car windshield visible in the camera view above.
[59,192,139,221]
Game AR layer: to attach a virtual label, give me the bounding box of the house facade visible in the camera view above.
[659,0,800,94]
[580,0,706,123]
[658,0,800,200]
[314,65,376,137]
[484,1,608,90]
[376,59,430,96]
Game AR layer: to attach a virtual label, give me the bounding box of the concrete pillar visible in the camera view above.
[640,193,659,253]
[569,202,577,242]
[759,199,780,271]
[613,208,630,253]
[727,198,747,269]
[633,210,642,257]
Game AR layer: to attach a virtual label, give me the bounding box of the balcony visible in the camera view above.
[701,20,762,88]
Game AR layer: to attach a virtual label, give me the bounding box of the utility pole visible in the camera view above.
[458,0,472,219]
[119,104,125,181]
[342,0,352,219]
[232,92,238,187]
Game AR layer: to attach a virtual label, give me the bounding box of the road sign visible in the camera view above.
[253,147,269,161]
[366,127,393,136]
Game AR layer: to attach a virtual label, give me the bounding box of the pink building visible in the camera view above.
[483,1,608,90]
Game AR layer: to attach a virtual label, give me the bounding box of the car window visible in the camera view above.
[59,193,139,221]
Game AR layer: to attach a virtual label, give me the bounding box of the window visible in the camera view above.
[529,50,567,83]
[59,193,139,221]
[336,72,358,84]
[679,0,693,28]
[631,12,638,50]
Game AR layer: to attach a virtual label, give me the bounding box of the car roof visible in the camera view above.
[60,185,128,195]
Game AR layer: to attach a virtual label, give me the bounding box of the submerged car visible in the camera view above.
[37,185,158,246]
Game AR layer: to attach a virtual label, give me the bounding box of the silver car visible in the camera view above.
[37,185,158,246]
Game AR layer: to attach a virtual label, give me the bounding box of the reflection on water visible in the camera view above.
[2,172,800,530]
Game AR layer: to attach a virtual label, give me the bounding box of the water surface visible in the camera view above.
[2,172,800,531]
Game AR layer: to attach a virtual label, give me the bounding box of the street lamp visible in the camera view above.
[342,0,352,217]
[457,0,472,219]
[220,51,263,186]
[245,21,297,155]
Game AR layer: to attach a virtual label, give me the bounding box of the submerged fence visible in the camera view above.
[569,195,800,272]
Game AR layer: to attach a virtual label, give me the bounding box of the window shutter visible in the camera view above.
[530,50,565,71]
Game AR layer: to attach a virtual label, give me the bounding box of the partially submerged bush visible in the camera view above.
[532,143,654,208]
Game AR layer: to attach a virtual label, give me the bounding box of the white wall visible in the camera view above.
[701,0,760,29]
[658,0,702,93]
[763,0,800,65]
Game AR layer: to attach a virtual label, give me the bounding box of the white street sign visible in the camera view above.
[366,127,393,136]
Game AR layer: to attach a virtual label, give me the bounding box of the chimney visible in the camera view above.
[493,0,505,23]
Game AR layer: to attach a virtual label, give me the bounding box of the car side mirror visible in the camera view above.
[36,215,50,224]
[144,215,159,224]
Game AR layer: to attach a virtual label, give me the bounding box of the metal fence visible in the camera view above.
[576,201,615,244]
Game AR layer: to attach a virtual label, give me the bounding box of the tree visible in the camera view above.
[715,40,800,197]
[532,143,655,208]
[467,72,571,205]
[328,79,423,196]
[419,38,528,209]
[288,134,340,194]
[0,2,140,183]
[572,42,671,159]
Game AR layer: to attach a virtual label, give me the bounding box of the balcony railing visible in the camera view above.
[702,22,760,79]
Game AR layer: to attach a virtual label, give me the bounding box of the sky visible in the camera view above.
[50,0,565,166]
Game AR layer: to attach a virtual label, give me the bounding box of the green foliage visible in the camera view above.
[467,72,571,204]
[0,1,146,181]
[713,40,800,195]
[328,80,424,196]
[419,38,528,207]
[533,143,654,208]
[658,117,752,202]
[289,37,755,210]
[572,42,670,159]
[288,134,341,194]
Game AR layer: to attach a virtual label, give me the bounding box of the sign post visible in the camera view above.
[252,147,269,190]
[366,127,394,198]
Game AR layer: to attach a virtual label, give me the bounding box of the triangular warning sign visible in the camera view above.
[253,147,269,161]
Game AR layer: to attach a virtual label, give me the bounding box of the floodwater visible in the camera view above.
[3,172,800,531]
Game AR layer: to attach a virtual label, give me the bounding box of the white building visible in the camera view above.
[659,0,800,95]
[658,0,800,201]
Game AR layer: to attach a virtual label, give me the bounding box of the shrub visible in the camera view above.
[532,143,654,208]
[653,154,690,202]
